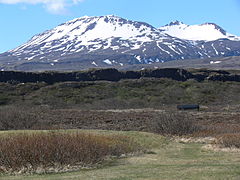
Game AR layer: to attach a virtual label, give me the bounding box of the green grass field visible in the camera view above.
[1,130,240,180]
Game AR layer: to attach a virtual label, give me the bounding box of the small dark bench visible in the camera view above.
[177,104,200,111]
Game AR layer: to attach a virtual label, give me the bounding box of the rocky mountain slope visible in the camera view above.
[0,15,240,71]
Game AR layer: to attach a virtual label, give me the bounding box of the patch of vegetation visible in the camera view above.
[0,106,42,130]
[0,78,239,109]
[0,131,140,174]
[215,133,240,148]
[0,82,47,105]
[2,131,240,180]
[151,112,199,136]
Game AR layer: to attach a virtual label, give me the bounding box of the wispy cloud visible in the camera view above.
[0,0,84,14]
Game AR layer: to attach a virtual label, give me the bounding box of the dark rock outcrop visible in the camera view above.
[140,68,194,81]
[0,68,239,84]
[207,74,240,82]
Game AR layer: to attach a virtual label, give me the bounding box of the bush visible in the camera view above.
[151,112,199,136]
[0,106,41,130]
[215,133,240,148]
[0,132,140,174]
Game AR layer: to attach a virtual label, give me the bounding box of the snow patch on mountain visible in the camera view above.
[210,61,221,64]
[159,21,240,41]
[92,61,98,66]
[103,59,112,65]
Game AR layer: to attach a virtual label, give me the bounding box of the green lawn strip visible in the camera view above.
[1,130,240,180]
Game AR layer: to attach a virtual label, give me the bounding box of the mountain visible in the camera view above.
[159,21,240,41]
[0,15,240,71]
[119,56,240,71]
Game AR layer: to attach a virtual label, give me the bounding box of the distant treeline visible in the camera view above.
[0,68,240,84]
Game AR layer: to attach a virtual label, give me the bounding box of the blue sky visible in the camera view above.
[0,0,240,53]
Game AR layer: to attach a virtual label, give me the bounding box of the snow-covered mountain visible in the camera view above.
[0,16,240,71]
[12,15,163,55]
[159,21,240,41]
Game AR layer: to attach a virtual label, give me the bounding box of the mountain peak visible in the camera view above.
[166,20,184,26]
[8,15,162,57]
[102,14,119,18]
[67,15,121,24]
[159,21,238,41]
[200,22,226,35]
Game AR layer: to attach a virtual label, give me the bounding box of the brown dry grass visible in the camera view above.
[214,133,240,148]
[151,112,199,136]
[0,131,140,174]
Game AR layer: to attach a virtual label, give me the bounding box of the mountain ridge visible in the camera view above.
[159,21,239,41]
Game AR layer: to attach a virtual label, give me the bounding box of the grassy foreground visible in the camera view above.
[1,130,240,180]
